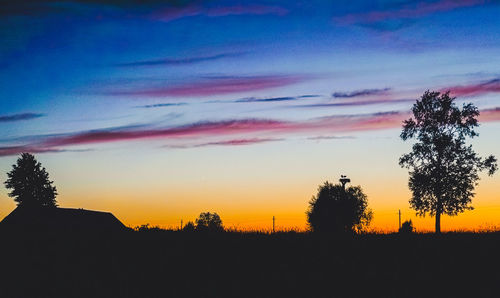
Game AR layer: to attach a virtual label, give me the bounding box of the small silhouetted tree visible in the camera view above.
[195,212,224,232]
[399,220,414,234]
[4,153,58,208]
[307,181,372,234]
[182,221,196,232]
[400,91,497,233]
[135,224,162,232]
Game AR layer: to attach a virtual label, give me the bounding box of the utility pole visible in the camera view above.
[180,219,183,230]
[398,210,401,231]
[272,216,275,233]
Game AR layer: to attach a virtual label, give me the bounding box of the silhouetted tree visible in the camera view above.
[135,224,162,232]
[307,181,372,234]
[399,220,414,234]
[4,153,58,208]
[400,91,497,233]
[182,221,195,232]
[195,212,224,232]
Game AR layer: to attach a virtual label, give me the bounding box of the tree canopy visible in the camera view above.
[182,221,196,232]
[399,91,497,233]
[195,212,224,232]
[4,153,58,208]
[307,181,372,234]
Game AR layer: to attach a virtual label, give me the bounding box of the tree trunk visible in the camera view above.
[435,211,441,234]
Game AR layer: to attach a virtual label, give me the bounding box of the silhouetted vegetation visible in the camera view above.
[306,180,372,234]
[4,153,58,208]
[134,223,162,232]
[0,229,499,298]
[182,220,196,232]
[195,212,224,232]
[399,220,415,234]
[400,91,497,233]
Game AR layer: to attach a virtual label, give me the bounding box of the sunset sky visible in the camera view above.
[1,0,500,231]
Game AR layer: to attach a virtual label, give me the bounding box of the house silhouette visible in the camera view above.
[0,206,127,232]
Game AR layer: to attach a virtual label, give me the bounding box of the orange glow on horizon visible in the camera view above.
[1,126,499,233]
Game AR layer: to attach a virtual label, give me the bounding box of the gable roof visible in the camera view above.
[0,206,127,232]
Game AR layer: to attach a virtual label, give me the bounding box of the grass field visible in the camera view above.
[1,229,499,298]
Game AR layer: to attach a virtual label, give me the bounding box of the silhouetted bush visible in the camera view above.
[135,223,162,232]
[182,221,196,232]
[307,181,372,234]
[195,212,224,232]
[399,220,415,234]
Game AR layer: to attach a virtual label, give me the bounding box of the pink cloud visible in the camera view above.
[39,112,409,148]
[479,107,500,122]
[295,112,410,134]
[37,119,289,150]
[205,5,288,17]
[335,0,488,25]
[168,137,283,148]
[196,138,282,146]
[295,98,414,108]
[445,79,500,97]
[154,4,288,22]
[3,107,500,157]
[0,113,404,156]
[0,146,63,157]
[107,75,308,97]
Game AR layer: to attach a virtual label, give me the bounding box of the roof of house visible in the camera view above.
[0,206,127,232]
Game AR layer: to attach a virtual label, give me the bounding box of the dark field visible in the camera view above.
[1,230,499,298]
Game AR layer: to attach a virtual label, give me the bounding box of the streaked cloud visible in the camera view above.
[332,88,391,98]
[334,0,489,25]
[292,98,414,109]
[307,135,356,140]
[236,96,296,103]
[0,113,44,123]
[1,1,289,20]
[115,52,244,67]
[167,137,284,148]
[235,95,319,103]
[0,146,91,156]
[479,107,500,122]
[446,78,500,97]
[106,75,310,97]
[153,4,289,22]
[135,103,188,108]
[0,146,61,156]
[0,111,407,156]
[2,102,500,156]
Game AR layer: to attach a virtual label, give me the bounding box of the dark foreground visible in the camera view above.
[1,230,499,298]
